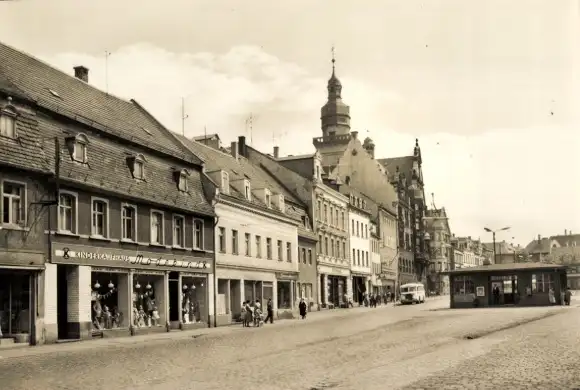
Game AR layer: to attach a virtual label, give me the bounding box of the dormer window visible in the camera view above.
[244,179,251,201]
[173,168,190,192]
[265,189,272,207]
[65,133,89,164]
[0,100,17,139]
[178,171,188,192]
[126,153,146,180]
[221,171,230,195]
[274,193,285,213]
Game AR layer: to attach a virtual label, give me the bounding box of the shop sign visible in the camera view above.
[275,272,298,280]
[54,248,211,270]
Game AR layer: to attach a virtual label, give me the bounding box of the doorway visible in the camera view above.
[0,271,32,340]
[56,265,70,339]
[168,272,179,325]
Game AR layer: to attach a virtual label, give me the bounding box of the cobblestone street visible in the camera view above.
[0,299,578,390]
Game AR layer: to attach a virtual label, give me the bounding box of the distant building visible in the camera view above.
[482,241,519,264]
[424,207,452,294]
[454,236,486,268]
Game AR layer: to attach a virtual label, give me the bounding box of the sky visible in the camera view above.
[1,0,579,246]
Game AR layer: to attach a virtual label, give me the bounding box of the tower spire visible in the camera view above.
[331,45,336,76]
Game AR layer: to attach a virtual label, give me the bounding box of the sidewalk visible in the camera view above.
[0,297,448,358]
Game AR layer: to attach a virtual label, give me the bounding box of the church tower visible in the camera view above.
[320,49,351,136]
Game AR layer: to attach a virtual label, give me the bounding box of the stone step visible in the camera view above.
[0,338,15,346]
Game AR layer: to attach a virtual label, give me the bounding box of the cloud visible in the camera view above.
[40,44,580,245]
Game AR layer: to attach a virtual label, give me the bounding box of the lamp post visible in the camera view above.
[484,226,510,264]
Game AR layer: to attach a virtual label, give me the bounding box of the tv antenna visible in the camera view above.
[105,51,112,94]
[245,113,255,145]
[181,97,189,136]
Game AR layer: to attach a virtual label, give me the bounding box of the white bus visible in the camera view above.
[400,283,426,304]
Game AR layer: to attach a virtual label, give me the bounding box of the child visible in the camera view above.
[151,305,160,326]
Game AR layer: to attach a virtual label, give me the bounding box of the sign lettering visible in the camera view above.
[55,249,210,270]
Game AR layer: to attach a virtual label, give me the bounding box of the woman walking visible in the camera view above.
[299,298,307,320]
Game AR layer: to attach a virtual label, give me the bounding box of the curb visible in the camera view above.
[462,309,565,340]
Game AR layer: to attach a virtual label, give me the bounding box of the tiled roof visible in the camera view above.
[0,41,199,165]
[551,234,580,248]
[37,115,214,215]
[377,156,414,181]
[524,237,551,254]
[446,262,566,274]
[173,134,306,214]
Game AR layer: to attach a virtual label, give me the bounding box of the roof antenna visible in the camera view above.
[245,113,255,145]
[181,97,189,136]
[105,51,111,94]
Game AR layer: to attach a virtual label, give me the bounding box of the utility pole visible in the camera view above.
[105,51,111,94]
[484,226,510,264]
[245,113,254,145]
[181,97,189,136]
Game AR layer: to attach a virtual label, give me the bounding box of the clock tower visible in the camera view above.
[320,50,351,137]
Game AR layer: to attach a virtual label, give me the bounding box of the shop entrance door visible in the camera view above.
[0,271,32,339]
[168,272,179,325]
[57,265,70,339]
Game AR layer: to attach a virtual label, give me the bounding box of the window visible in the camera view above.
[317,200,322,219]
[453,276,475,294]
[232,230,239,255]
[324,204,328,222]
[356,221,360,237]
[193,219,204,249]
[121,204,137,241]
[91,198,109,237]
[351,220,355,234]
[330,206,334,226]
[331,239,335,257]
[307,249,313,265]
[277,240,283,261]
[366,251,369,267]
[0,105,16,138]
[172,215,185,247]
[245,233,251,256]
[178,172,188,192]
[318,234,322,253]
[357,250,361,266]
[150,211,164,245]
[1,181,25,226]
[324,237,329,255]
[265,191,271,207]
[286,242,292,262]
[335,209,339,228]
[244,180,251,201]
[342,241,346,260]
[266,237,272,259]
[255,235,262,258]
[301,247,306,264]
[58,191,77,233]
[352,249,355,264]
[218,227,226,252]
[336,240,341,259]
[532,273,554,293]
[221,171,230,194]
[72,134,88,163]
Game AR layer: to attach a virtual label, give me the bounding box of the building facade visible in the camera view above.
[175,135,313,323]
[345,191,372,305]
[0,42,216,344]
[369,222,382,294]
[454,236,486,268]
[424,207,452,294]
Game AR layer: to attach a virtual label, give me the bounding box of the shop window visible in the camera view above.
[58,191,78,234]
[532,273,553,293]
[1,181,25,226]
[453,276,475,294]
[91,197,109,237]
[133,274,164,328]
[121,204,137,241]
[277,281,292,309]
[193,219,204,250]
[277,240,283,261]
[182,276,208,324]
[172,214,185,247]
[266,237,272,259]
[218,227,226,253]
[0,273,30,336]
[150,210,164,245]
[91,272,128,331]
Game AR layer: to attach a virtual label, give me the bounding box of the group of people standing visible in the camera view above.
[240,297,310,328]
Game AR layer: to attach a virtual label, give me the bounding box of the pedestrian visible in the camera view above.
[548,287,556,305]
[564,287,572,306]
[241,301,247,327]
[299,298,307,319]
[245,301,254,327]
[264,298,274,324]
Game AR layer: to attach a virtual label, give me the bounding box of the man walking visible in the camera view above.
[264,298,274,324]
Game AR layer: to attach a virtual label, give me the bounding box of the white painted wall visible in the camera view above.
[43,263,58,326]
[215,202,299,274]
[349,210,371,275]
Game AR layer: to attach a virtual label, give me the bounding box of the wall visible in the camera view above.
[314,185,349,268]
[349,209,371,275]
[215,202,298,274]
[379,209,398,287]
[298,236,318,309]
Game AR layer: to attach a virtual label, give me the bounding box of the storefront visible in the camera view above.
[318,265,350,309]
[351,273,370,306]
[215,268,276,326]
[51,242,213,340]
[276,272,297,319]
[0,250,44,346]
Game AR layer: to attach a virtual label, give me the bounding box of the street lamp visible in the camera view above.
[484,226,510,264]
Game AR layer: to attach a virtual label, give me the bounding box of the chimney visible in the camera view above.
[565,229,567,236]
[238,136,246,157]
[351,131,358,139]
[273,146,279,159]
[73,66,89,82]
[230,141,239,160]
[538,234,541,242]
